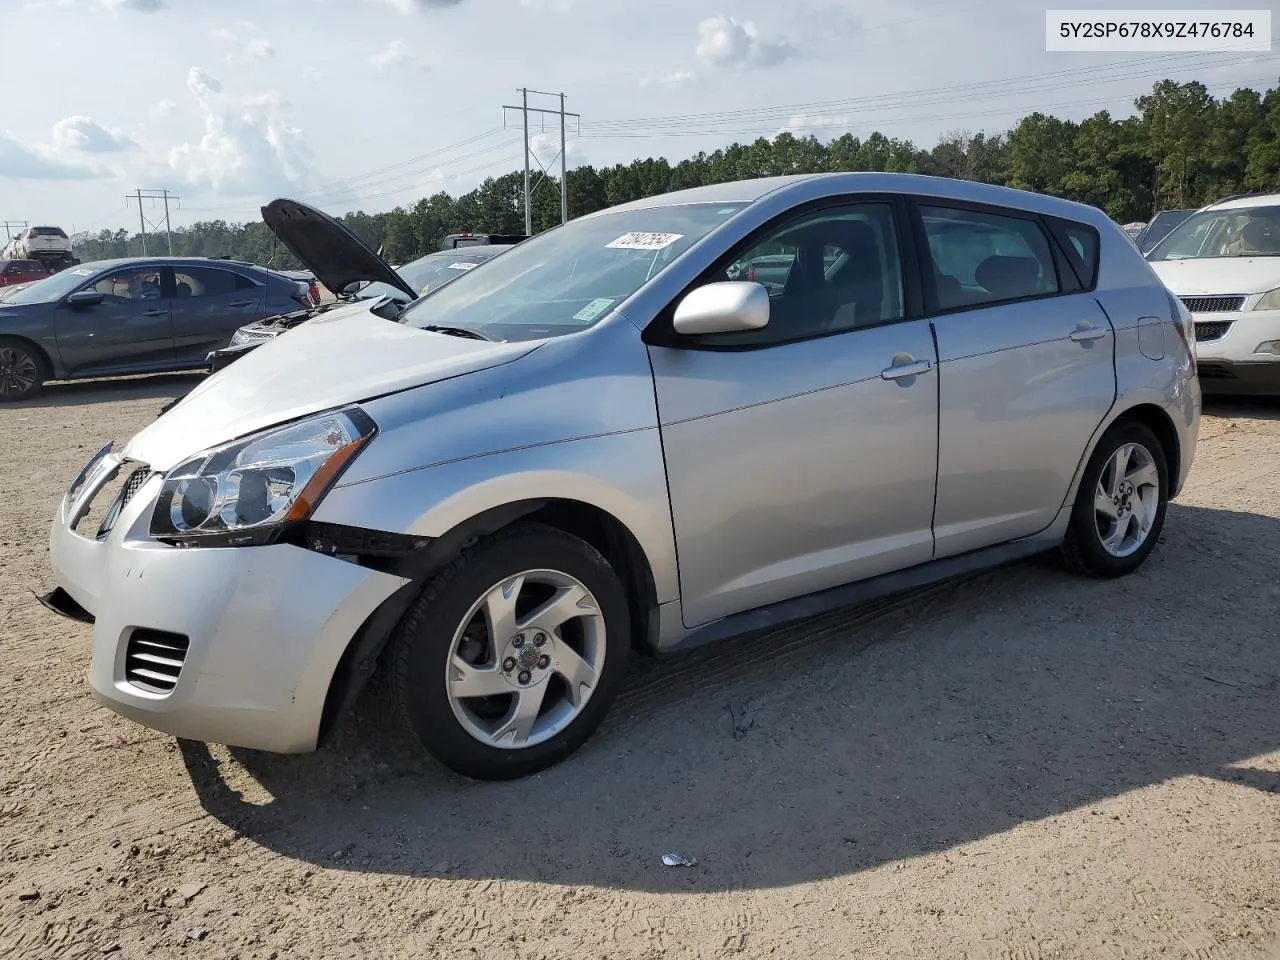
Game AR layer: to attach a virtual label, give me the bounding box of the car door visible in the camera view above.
[168,266,268,362]
[53,265,174,374]
[647,198,940,628]
[916,201,1117,557]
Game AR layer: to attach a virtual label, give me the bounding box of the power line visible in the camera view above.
[126,189,180,256]
[503,88,580,232]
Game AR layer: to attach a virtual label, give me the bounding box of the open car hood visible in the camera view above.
[261,197,418,302]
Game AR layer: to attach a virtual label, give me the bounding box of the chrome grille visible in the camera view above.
[1194,321,1232,342]
[73,463,151,540]
[125,629,190,694]
[1180,295,1245,313]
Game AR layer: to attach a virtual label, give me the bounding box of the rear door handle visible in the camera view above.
[141,309,167,317]
[228,300,254,307]
[880,358,933,380]
[1069,324,1108,342]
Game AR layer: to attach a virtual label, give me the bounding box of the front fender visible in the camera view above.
[311,428,680,604]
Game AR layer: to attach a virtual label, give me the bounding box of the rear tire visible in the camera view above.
[389,523,631,781]
[1060,419,1168,578]
[0,337,47,401]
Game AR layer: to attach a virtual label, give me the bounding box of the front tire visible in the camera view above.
[1060,419,1169,578]
[389,523,632,780]
[0,337,47,401]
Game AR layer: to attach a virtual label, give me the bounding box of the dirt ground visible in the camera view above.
[1,374,1278,960]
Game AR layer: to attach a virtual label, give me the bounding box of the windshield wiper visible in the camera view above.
[417,324,494,342]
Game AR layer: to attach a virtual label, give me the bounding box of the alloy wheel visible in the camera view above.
[0,346,37,399]
[1093,441,1161,558]
[444,569,607,750]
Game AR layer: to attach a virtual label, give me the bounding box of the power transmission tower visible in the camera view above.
[126,189,181,256]
[2,220,28,242]
[502,89,579,235]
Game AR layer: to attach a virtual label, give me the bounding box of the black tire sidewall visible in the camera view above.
[391,524,632,781]
[1068,420,1169,577]
[0,338,46,401]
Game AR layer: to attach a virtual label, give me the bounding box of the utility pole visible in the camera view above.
[522,88,531,236]
[2,221,28,242]
[502,89,580,234]
[126,189,180,257]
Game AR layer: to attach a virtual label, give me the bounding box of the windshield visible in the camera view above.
[2,264,100,305]
[399,202,747,340]
[358,251,501,302]
[1148,205,1280,260]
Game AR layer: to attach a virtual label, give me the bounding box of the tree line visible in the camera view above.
[72,78,1280,270]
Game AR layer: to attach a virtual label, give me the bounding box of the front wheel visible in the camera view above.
[1060,420,1169,578]
[390,524,632,780]
[0,338,47,401]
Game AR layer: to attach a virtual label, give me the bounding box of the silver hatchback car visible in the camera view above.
[45,174,1200,780]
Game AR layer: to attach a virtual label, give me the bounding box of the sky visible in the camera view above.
[0,0,1275,237]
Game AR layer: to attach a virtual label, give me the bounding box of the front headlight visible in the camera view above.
[1253,287,1280,311]
[149,406,376,546]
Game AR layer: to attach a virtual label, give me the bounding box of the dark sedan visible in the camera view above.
[0,257,312,400]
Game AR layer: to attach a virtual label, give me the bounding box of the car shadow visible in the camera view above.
[13,372,203,409]
[178,502,1280,893]
[1202,395,1280,420]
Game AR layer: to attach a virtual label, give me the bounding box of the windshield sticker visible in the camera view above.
[716,208,738,215]
[447,262,478,271]
[71,268,94,276]
[419,283,431,295]
[606,232,684,251]
[572,298,615,322]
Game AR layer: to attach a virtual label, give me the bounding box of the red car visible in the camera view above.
[0,259,49,287]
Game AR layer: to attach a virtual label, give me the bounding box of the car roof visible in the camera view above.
[1204,193,1280,211]
[65,257,274,273]
[590,172,1112,225]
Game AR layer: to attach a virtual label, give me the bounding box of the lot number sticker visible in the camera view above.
[606,232,684,251]
[447,262,477,271]
[572,297,615,322]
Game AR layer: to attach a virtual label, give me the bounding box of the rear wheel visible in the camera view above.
[390,524,631,780]
[0,338,46,401]
[1060,420,1168,577]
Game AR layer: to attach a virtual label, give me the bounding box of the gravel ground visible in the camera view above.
[1,374,1278,960]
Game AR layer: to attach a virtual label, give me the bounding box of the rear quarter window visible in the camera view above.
[1048,220,1100,290]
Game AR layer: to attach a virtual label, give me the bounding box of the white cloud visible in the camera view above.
[695,15,794,69]
[376,0,464,12]
[167,68,316,197]
[520,0,573,10]
[640,70,698,90]
[52,116,135,153]
[210,25,276,63]
[187,67,223,96]
[149,99,177,119]
[528,131,587,171]
[779,114,855,137]
[99,0,166,8]
[0,132,97,181]
[370,40,427,71]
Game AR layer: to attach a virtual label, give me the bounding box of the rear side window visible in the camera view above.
[921,206,1060,311]
[1051,221,1100,290]
[172,267,242,298]
[32,227,67,238]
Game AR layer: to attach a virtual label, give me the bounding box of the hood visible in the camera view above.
[123,302,539,472]
[261,197,418,302]
[1147,257,1280,297]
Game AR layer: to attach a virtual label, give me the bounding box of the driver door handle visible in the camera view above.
[141,309,167,317]
[228,300,254,307]
[881,358,933,380]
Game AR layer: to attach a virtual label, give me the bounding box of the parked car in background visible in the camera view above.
[1146,192,1280,395]
[0,259,49,287]
[1121,221,1147,241]
[1136,208,1196,255]
[44,173,1198,782]
[0,257,314,399]
[441,231,528,250]
[206,199,518,372]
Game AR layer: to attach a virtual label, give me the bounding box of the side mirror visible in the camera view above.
[672,281,769,336]
[65,290,104,307]
[342,281,367,296]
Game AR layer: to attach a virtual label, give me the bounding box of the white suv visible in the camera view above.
[1146,193,1280,394]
